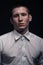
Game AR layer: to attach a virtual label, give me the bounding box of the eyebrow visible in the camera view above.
[13,12,28,17]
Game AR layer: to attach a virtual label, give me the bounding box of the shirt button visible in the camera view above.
[22,56,26,61]
[22,46,25,52]
[21,36,24,41]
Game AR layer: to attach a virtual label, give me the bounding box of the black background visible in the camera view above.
[0,0,43,38]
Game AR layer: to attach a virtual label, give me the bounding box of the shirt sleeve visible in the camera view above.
[39,39,43,65]
[0,39,3,65]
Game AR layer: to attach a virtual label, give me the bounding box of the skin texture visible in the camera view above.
[10,6,32,34]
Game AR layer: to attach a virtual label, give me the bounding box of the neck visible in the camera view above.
[16,28,29,35]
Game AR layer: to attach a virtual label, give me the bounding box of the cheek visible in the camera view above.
[24,17,29,24]
[13,17,17,22]
[25,20,29,27]
[12,18,18,24]
[23,16,29,21]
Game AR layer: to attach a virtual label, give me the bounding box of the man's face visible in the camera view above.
[11,6,32,30]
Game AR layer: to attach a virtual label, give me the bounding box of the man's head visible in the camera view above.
[10,1,32,33]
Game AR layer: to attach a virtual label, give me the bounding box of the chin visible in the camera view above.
[19,27,25,30]
[18,28,27,32]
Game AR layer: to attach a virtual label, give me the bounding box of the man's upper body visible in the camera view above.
[0,1,43,65]
[0,30,43,65]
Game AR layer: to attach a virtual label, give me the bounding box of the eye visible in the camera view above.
[21,13,27,16]
[13,14,19,17]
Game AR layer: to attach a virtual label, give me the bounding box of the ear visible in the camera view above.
[28,14,32,22]
[10,18,13,24]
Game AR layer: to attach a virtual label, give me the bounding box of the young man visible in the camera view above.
[0,1,43,65]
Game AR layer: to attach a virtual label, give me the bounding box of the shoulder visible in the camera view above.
[0,31,14,44]
[29,32,43,47]
[0,31,14,50]
[30,32,43,40]
[29,32,43,51]
[0,31,13,40]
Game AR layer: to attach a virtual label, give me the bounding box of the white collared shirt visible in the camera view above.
[0,30,43,65]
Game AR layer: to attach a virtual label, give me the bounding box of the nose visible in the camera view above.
[18,15,22,22]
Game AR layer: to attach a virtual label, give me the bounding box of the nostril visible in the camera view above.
[19,20,22,22]
[18,18,22,22]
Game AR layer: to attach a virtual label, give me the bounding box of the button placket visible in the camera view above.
[21,36,27,62]
[21,36,25,41]
[21,36,26,53]
[22,56,26,61]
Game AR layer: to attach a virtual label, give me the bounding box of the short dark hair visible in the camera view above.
[9,0,31,17]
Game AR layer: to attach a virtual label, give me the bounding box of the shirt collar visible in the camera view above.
[13,30,31,41]
[24,30,31,41]
[13,30,21,41]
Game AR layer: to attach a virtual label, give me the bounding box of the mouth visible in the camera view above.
[18,23,25,26]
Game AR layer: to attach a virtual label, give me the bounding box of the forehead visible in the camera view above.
[12,7,28,14]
